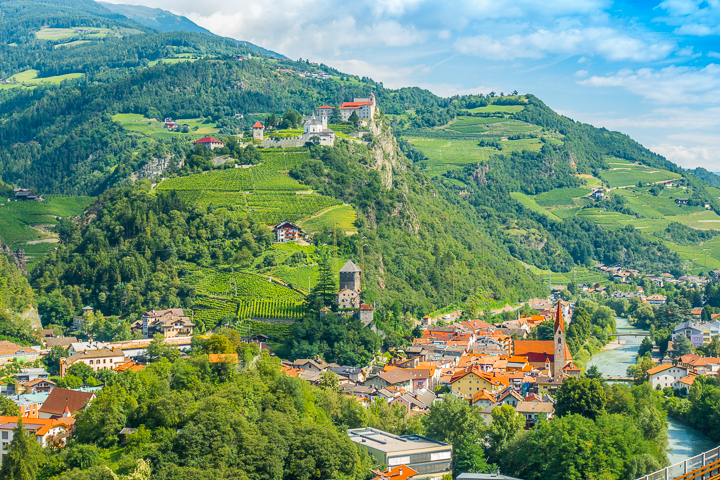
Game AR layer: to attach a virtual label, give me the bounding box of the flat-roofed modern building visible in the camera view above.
[348,427,452,479]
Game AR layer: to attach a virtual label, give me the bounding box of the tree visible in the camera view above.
[146,334,180,362]
[0,396,20,416]
[0,419,45,480]
[584,365,603,381]
[309,248,336,310]
[424,394,491,475]
[43,345,66,374]
[67,362,95,383]
[348,111,360,125]
[318,371,340,392]
[75,385,136,447]
[673,333,693,358]
[627,354,655,385]
[486,404,524,463]
[555,377,607,420]
[637,337,654,359]
[329,107,341,124]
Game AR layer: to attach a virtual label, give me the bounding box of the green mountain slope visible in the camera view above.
[99,2,287,58]
[397,95,720,276]
[98,2,215,35]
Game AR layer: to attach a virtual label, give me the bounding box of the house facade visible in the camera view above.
[648,364,689,389]
[273,220,304,242]
[252,122,264,141]
[59,348,127,376]
[340,94,376,122]
[0,416,68,464]
[131,308,194,339]
[193,137,224,150]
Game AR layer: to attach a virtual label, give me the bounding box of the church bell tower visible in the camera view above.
[553,303,566,377]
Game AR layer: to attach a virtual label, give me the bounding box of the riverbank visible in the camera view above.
[600,338,626,352]
[586,316,715,464]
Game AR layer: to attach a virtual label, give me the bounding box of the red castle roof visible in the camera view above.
[193,137,222,144]
[340,101,372,109]
[317,105,333,110]
[253,122,263,128]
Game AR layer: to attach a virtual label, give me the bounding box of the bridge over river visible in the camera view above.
[587,317,716,466]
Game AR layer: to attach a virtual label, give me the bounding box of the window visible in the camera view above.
[89,360,93,365]
[1,432,7,440]
[431,451,452,461]
[388,456,411,466]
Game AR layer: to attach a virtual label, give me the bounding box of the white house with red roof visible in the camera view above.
[252,122,264,141]
[193,137,224,150]
[340,93,376,121]
[273,220,304,243]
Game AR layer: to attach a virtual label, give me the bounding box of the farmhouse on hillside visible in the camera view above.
[193,137,224,150]
[273,220,304,242]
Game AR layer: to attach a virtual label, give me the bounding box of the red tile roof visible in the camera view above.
[317,105,333,110]
[193,137,223,144]
[39,388,95,416]
[253,122,263,128]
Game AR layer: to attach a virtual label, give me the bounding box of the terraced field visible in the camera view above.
[0,196,93,268]
[113,114,219,140]
[535,188,592,207]
[188,269,307,333]
[35,27,111,40]
[156,165,345,225]
[599,159,681,188]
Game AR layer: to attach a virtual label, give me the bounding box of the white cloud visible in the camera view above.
[649,142,720,170]
[656,0,720,36]
[709,51,720,58]
[453,28,674,61]
[578,64,720,104]
[574,70,589,77]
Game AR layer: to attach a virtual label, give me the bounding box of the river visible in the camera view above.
[586,317,716,464]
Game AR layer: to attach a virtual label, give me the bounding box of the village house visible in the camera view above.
[6,395,44,418]
[192,136,224,150]
[292,358,330,372]
[38,388,95,419]
[647,364,690,389]
[72,306,96,331]
[13,188,40,201]
[130,308,195,339]
[673,321,707,347]
[589,190,605,201]
[365,369,419,391]
[316,105,334,120]
[59,348,127,376]
[327,366,365,383]
[676,198,689,205]
[516,401,554,427]
[45,336,78,349]
[0,416,69,463]
[20,378,56,395]
[646,294,667,306]
[273,220,304,242]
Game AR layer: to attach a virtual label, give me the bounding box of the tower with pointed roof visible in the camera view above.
[339,260,361,292]
[553,303,566,377]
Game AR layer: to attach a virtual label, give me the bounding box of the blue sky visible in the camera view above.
[106,0,720,170]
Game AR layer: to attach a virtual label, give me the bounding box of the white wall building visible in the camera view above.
[648,364,689,389]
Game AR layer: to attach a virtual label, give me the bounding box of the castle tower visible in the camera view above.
[339,260,361,292]
[553,303,566,377]
[252,121,264,141]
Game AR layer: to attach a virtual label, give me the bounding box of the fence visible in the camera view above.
[637,447,720,480]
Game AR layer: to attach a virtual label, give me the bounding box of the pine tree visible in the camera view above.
[329,106,341,125]
[0,419,45,480]
[309,247,336,311]
[348,111,360,125]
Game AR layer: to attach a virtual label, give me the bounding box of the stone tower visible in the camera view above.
[553,303,566,378]
[339,260,361,292]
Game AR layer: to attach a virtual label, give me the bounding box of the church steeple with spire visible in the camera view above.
[553,303,566,377]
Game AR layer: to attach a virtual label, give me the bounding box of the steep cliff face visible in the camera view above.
[369,115,408,190]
